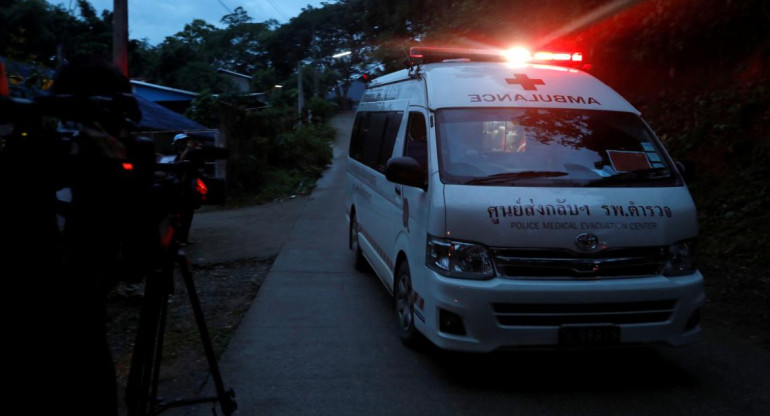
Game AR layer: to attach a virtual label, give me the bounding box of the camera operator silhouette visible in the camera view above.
[170,132,201,245]
[1,57,147,416]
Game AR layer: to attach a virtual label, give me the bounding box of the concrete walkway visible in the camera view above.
[184,111,414,415]
[184,195,308,265]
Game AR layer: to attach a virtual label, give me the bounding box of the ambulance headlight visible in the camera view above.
[427,237,495,280]
[663,239,697,277]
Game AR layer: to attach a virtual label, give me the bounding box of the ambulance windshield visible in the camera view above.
[435,108,681,187]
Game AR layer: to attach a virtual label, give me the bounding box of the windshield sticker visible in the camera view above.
[468,93,601,105]
[608,150,651,172]
[487,200,672,224]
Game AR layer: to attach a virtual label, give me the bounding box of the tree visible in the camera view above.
[213,7,275,75]
[144,20,235,93]
[0,0,113,67]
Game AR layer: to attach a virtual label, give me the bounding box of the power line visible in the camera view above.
[216,0,233,14]
[265,0,290,20]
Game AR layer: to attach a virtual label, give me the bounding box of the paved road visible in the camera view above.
[183,111,770,416]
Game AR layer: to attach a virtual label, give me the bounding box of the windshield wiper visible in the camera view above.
[586,167,672,187]
[464,171,568,185]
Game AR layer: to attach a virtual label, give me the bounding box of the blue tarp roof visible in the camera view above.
[135,94,208,131]
[1,57,208,132]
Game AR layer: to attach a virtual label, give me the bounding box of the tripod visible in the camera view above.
[125,242,237,416]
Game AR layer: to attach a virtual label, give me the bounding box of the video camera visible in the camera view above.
[0,90,227,281]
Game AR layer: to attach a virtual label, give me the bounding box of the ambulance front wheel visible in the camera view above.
[395,261,420,347]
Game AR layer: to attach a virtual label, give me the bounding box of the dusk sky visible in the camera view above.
[51,0,330,45]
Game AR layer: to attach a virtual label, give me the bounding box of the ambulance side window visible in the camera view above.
[404,112,428,170]
[348,112,367,161]
[376,111,403,172]
[349,110,403,173]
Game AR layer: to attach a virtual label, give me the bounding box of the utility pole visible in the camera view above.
[297,61,304,120]
[313,55,319,98]
[113,0,129,77]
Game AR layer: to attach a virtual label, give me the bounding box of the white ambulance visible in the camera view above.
[345,47,704,352]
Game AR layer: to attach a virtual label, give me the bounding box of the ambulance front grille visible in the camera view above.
[492,300,677,326]
[492,247,667,279]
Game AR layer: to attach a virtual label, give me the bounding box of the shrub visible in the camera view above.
[219,101,336,203]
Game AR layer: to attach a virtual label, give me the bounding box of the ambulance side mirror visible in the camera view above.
[675,160,696,183]
[385,156,427,190]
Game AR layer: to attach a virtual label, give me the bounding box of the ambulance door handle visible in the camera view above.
[394,187,402,196]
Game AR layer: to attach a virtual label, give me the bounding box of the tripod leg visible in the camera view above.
[148,288,170,415]
[126,270,173,416]
[177,253,237,416]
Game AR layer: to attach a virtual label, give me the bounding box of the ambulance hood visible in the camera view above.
[441,184,698,250]
[423,63,639,114]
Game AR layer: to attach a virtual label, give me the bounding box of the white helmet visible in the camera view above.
[173,133,189,142]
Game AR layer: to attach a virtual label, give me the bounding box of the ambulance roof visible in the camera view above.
[368,62,639,114]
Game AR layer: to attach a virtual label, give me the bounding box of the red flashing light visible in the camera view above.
[409,46,585,68]
[0,61,9,96]
[532,51,583,62]
[195,178,208,200]
[122,162,134,171]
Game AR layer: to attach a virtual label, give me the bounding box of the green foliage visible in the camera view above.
[637,84,770,268]
[184,91,221,127]
[306,97,338,123]
[250,68,279,93]
[273,123,334,173]
[218,102,335,203]
[1,0,113,66]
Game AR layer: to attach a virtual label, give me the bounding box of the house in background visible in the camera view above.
[130,80,199,115]
[326,79,367,110]
[217,68,252,93]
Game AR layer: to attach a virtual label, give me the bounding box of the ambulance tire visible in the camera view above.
[350,213,367,271]
[395,261,421,348]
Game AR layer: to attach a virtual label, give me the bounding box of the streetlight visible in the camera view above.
[298,51,353,120]
[331,51,353,110]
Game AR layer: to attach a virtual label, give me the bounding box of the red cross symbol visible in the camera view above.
[505,74,545,91]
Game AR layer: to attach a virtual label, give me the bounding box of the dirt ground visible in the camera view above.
[106,257,273,415]
[104,254,769,415]
[699,260,770,351]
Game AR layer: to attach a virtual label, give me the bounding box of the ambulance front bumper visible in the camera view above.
[416,269,704,353]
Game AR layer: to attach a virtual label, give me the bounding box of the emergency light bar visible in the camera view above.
[409,47,584,67]
[533,51,583,62]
